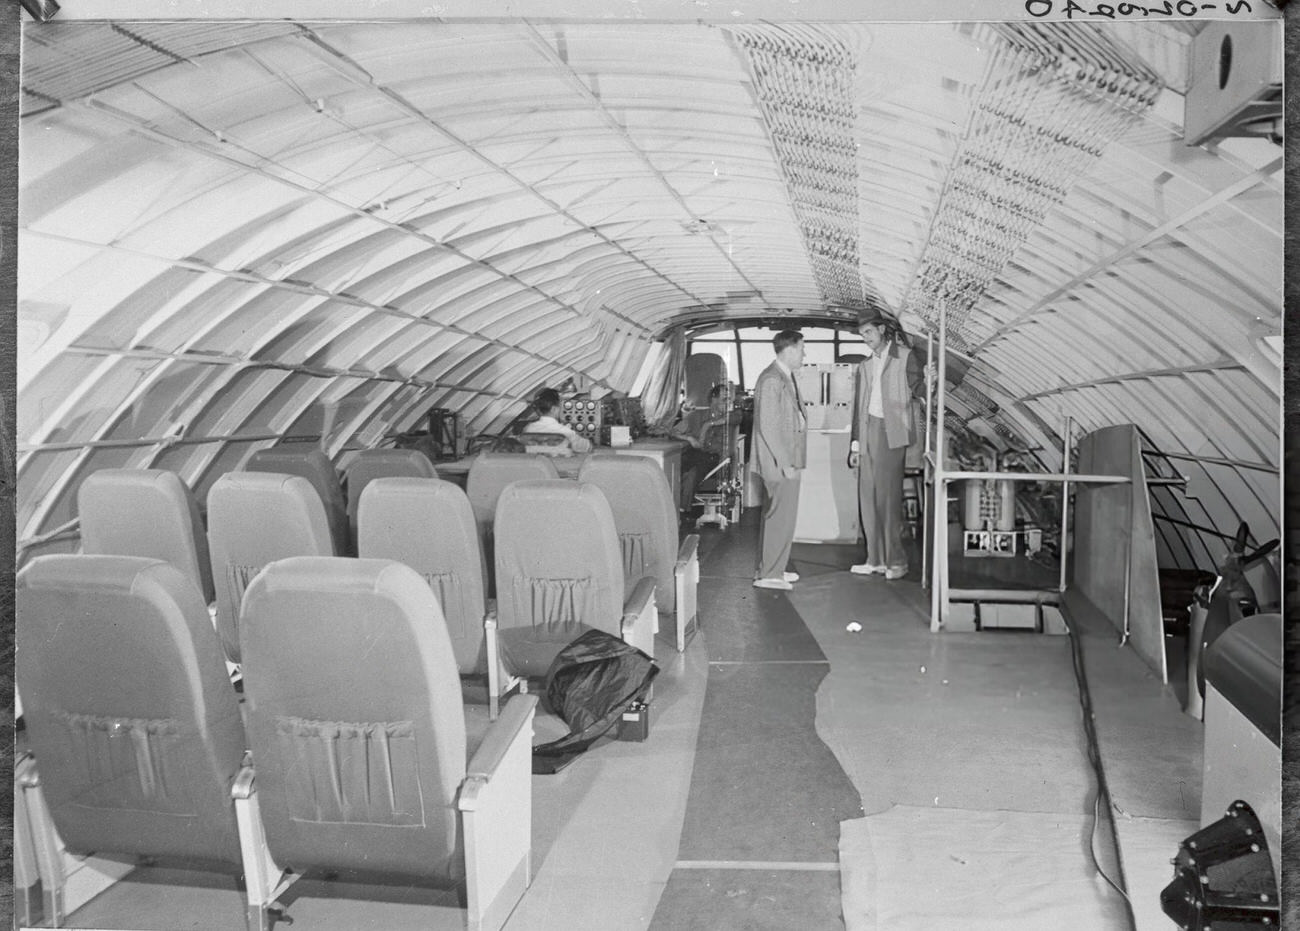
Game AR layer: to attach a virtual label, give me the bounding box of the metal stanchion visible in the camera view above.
[930,303,949,632]
[921,331,934,590]
[1059,416,1072,594]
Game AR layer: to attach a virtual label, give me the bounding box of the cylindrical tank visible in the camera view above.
[962,478,1016,531]
[997,479,1016,532]
[962,480,982,530]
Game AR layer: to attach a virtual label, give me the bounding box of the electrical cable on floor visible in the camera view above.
[1064,618,1138,931]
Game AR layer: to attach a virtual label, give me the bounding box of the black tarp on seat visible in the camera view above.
[532,629,659,774]
[1203,613,1281,747]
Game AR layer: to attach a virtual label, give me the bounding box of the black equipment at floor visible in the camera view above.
[1160,800,1279,929]
[532,629,658,774]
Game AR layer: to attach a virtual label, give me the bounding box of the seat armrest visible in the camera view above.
[231,752,295,922]
[231,753,256,800]
[465,694,539,788]
[673,534,701,653]
[15,751,39,788]
[675,533,700,571]
[458,694,535,931]
[621,576,658,656]
[624,575,656,620]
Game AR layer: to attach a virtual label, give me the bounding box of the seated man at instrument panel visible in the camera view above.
[847,307,924,581]
[674,384,732,509]
[752,330,807,591]
[521,387,593,455]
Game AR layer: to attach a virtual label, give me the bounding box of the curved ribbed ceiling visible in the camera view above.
[15,17,1283,580]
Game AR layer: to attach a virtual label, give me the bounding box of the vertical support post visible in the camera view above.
[1058,416,1073,594]
[929,304,949,632]
[1121,549,1132,646]
[921,331,934,590]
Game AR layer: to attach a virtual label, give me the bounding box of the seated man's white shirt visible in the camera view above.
[523,415,592,453]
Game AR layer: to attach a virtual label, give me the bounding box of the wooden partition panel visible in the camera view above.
[1072,424,1166,682]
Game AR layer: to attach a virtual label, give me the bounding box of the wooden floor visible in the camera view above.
[26,509,1208,930]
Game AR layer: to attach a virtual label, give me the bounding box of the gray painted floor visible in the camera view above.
[31,509,1205,931]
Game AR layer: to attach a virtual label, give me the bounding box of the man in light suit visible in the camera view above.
[847,307,924,580]
[752,330,807,591]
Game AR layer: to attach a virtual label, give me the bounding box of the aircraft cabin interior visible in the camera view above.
[5,3,1289,931]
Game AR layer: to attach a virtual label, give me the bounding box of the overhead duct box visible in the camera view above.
[1184,20,1282,146]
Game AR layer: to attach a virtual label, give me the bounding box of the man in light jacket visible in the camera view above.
[847,307,924,580]
[752,330,807,591]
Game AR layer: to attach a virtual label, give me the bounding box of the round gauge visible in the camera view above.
[587,400,596,411]
[563,400,573,411]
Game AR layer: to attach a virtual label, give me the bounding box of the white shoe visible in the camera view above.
[884,566,908,581]
[783,571,800,583]
[850,563,885,576]
[753,577,793,591]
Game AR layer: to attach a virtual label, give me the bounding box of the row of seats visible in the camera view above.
[21,446,704,927]
[16,553,537,931]
[75,446,437,604]
[77,448,700,668]
[244,446,439,555]
[466,452,700,652]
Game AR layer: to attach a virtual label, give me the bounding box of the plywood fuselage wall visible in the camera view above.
[1072,424,1166,682]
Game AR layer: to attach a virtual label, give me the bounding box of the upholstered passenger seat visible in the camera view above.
[357,475,522,718]
[16,555,248,927]
[239,556,536,931]
[207,471,335,664]
[245,447,350,556]
[466,452,560,536]
[343,448,439,543]
[579,455,700,652]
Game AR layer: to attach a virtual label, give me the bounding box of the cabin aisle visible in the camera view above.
[648,515,863,930]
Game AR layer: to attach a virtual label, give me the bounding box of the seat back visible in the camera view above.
[466,452,560,532]
[245,447,348,554]
[16,555,244,865]
[239,557,467,880]
[493,480,625,676]
[207,472,334,663]
[357,477,488,675]
[344,449,439,540]
[78,468,215,603]
[685,353,726,408]
[579,456,678,613]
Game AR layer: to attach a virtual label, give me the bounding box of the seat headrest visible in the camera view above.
[20,552,187,599]
[360,475,464,511]
[496,478,609,513]
[493,480,621,565]
[207,471,334,552]
[350,448,438,475]
[211,468,318,499]
[80,467,188,500]
[247,446,334,469]
[470,451,560,479]
[77,468,214,602]
[580,453,665,485]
